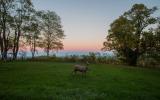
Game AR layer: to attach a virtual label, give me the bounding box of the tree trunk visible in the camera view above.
[126,19,142,66]
[13,27,21,60]
[32,36,36,59]
[0,6,2,60]
[2,24,8,60]
[123,47,140,66]
[0,32,4,60]
[47,39,50,57]
[128,54,138,66]
[15,29,21,59]
[31,51,35,59]
[13,29,17,60]
[31,44,35,59]
[47,50,49,57]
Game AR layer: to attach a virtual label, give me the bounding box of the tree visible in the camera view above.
[0,0,14,60]
[25,11,41,59]
[0,0,64,60]
[39,11,65,57]
[102,4,158,66]
[12,0,33,60]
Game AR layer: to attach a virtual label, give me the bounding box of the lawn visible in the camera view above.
[0,61,160,100]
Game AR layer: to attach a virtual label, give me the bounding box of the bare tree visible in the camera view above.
[25,11,41,59]
[0,0,14,60]
[39,11,65,57]
[12,0,33,60]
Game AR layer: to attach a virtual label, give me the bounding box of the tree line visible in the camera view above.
[0,0,65,60]
[103,4,160,66]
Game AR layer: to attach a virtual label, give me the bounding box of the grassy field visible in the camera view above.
[0,62,160,100]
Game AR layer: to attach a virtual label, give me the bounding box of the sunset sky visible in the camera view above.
[32,0,160,51]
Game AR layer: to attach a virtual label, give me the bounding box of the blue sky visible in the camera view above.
[32,0,160,51]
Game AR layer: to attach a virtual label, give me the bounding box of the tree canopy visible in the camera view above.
[38,10,64,56]
[0,0,65,60]
[103,4,159,65]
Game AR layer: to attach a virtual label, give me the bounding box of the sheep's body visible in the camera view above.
[73,64,88,74]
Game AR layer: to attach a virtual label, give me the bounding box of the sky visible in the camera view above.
[32,0,160,51]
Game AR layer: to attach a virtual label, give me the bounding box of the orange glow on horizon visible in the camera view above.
[20,45,102,52]
[19,39,103,52]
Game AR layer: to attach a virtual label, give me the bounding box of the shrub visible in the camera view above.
[137,54,160,68]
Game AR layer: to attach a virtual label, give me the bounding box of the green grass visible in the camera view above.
[0,61,160,100]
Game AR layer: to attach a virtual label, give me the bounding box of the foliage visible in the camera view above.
[137,51,160,68]
[0,0,15,60]
[37,11,65,57]
[103,4,159,66]
[24,10,41,59]
[0,0,65,60]
[26,52,119,65]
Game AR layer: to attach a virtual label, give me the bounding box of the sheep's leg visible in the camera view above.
[84,71,86,77]
[71,70,75,76]
[74,70,77,74]
[72,69,76,75]
[81,71,85,78]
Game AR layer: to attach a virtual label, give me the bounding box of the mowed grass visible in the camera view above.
[0,62,160,100]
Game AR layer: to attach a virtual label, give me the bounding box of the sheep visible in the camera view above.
[73,62,89,75]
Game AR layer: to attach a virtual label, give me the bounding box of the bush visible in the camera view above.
[137,55,160,68]
[63,55,79,62]
[25,52,120,65]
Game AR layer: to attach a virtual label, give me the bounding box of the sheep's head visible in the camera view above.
[86,61,89,66]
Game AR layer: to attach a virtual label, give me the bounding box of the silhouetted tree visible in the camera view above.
[39,11,65,57]
[24,11,41,59]
[12,0,33,60]
[103,4,158,66]
[0,0,14,60]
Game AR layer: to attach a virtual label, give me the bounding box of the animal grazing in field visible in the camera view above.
[73,64,89,75]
